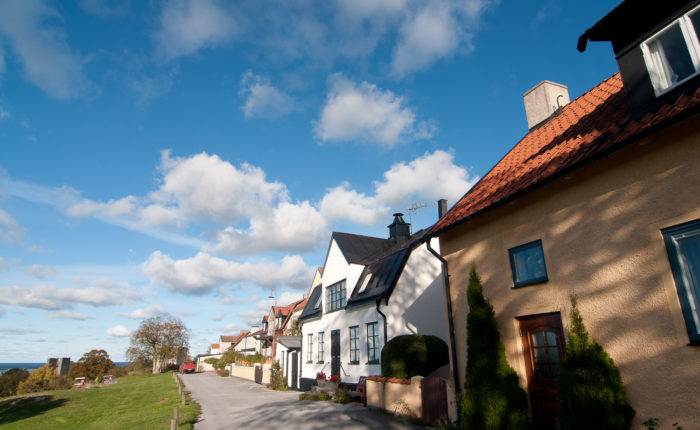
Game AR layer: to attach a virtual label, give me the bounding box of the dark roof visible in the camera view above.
[332,232,394,265]
[347,230,428,306]
[431,73,700,236]
[298,285,322,320]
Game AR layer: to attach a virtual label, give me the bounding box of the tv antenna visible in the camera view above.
[407,201,436,232]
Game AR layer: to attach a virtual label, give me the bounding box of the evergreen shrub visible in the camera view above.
[381,334,449,379]
[460,267,528,430]
[556,294,634,430]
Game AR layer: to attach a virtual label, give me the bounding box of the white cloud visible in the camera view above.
[176,310,196,317]
[0,256,18,270]
[155,0,237,61]
[78,0,127,17]
[0,0,90,99]
[31,337,46,342]
[209,201,327,255]
[142,251,313,295]
[118,305,168,320]
[0,209,25,245]
[235,291,302,325]
[315,75,434,146]
[374,150,477,206]
[23,264,56,279]
[107,325,132,337]
[240,71,297,119]
[48,310,95,320]
[319,183,387,224]
[0,327,42,335]
[0,280,148,310]
[210,313,226,321]
[0,106,10,120]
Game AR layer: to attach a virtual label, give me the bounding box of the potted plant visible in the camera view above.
[316,371,326,381]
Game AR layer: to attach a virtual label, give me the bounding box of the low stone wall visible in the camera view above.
[366,376,423,419]
[227,364,271,384]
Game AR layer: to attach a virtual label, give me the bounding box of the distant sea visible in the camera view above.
[0,362,131,374]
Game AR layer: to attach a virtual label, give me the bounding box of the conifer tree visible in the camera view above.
[460,267,528,429]
[556,294,635,430]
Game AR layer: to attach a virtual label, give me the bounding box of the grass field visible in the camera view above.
[0,372,199,429]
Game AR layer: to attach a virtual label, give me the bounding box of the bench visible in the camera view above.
[346,376,367,405]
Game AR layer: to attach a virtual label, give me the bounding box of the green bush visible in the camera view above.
[270,361,288,390]
[460,267,528,430]
[0,368,31,397]
[556,294,635,430]
[381,335,449,379]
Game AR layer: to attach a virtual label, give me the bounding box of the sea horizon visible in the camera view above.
[0,362,132,373]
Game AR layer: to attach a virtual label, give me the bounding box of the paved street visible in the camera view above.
[180,372,426,430]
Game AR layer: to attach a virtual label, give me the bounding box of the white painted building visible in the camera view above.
[275,335,302,389]
[299,214,450,390]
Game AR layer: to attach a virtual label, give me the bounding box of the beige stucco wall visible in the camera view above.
[227,364,271,384]
[366,377,423,419]
[439,115,700,427]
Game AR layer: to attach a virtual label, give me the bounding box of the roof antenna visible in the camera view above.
[407,201,436,233]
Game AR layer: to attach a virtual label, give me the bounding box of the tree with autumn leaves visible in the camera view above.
[126,316,189,373]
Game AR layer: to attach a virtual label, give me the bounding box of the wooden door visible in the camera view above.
[331,329,340,377]
[421,375,448,426]
[518,313,565,430]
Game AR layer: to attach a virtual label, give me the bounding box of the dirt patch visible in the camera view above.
[157,398,169,404]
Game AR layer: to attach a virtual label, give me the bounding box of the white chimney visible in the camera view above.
[523,80,570,130]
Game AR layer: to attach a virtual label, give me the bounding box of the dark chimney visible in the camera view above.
[438,199,447,219]
[388,213,411,243]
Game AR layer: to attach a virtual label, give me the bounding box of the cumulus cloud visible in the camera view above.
[240,71,297,119]
[118,305,168,320]
[0,209,25,245]
[315,75,434,146]
[235,291,303,325]
[319,183,387,224]
[107,325,133,337]
[374,150,477,206]
[155,0,237,61]
[209,201,327,255]
[23,264,56,279]
[210,313,226,321]
[142,251,313,295]
[48,310,95,320]
[0,280,148,310]
[0,1,90,99]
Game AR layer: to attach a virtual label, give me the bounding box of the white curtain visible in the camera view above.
[648,37,675,91]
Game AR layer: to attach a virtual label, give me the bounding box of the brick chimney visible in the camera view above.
[523,80,570,129]
[388,213,410,243]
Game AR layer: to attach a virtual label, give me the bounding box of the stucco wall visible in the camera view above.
[366,376,423,419]
[227,364,271,384]
[439,116,700,426]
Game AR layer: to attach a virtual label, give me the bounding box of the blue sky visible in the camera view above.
[0,0,619,362]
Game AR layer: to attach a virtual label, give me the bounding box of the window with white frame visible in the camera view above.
[318,332,324,362]
[326,280,347,312]
[366,322,379,363]
[349,326,359,363]
[663,219,700,344]
[306,333,313,363]
[641,5,700,96]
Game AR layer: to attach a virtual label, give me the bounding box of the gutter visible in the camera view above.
[376,296,388,345]
[426,237,461,395]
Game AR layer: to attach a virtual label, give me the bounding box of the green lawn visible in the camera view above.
[0,373,199,429]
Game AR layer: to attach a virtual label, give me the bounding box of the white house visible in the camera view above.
[275,335,302,389]
[298,213,450,390]
[232,326,262,356]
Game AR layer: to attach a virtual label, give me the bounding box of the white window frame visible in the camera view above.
[317,331,324,362]
[306,333,313,363]
[641,5,700,96]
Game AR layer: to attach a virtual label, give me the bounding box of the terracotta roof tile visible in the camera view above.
[432,73,700,234]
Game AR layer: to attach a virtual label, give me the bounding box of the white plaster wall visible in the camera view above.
[385,240,449,344]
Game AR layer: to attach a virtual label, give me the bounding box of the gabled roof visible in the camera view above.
[298,284,322,320]
[220,336,236,342]
[431,73,700,236]
[348,229,428,306]
[331,232,394,265]
[211,343,220,349]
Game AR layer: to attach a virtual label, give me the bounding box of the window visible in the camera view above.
[306,334,313,362]
[366,322,379,363]
[349,326,360,364]
[318,332,324,362]
[326,280,347,312]
[663,219,700,344]
[509,240,548,287]
[641,5,700,96]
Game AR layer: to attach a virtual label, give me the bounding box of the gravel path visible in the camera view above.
[180,372,426,430]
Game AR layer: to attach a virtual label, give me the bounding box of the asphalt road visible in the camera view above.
[180,372,426,430]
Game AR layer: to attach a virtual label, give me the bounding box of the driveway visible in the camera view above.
[180,372,426,430]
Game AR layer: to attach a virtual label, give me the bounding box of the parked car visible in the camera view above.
[179,361,196,374]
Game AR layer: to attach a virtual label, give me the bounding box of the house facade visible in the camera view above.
[299,214,450,390]
[431,1,700,428]
[232,326,262,356]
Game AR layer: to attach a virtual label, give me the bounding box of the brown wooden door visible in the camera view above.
[518,313,565,430]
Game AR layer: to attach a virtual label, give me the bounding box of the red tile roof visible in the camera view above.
[431,73,700,235]
[220,336,236,342]
[211,343,220,349]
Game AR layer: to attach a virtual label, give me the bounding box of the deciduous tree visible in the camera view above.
[69,349,115,380]
[126,316,189,373]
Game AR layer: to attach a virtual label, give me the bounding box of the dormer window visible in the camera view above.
[641,5,700,96]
